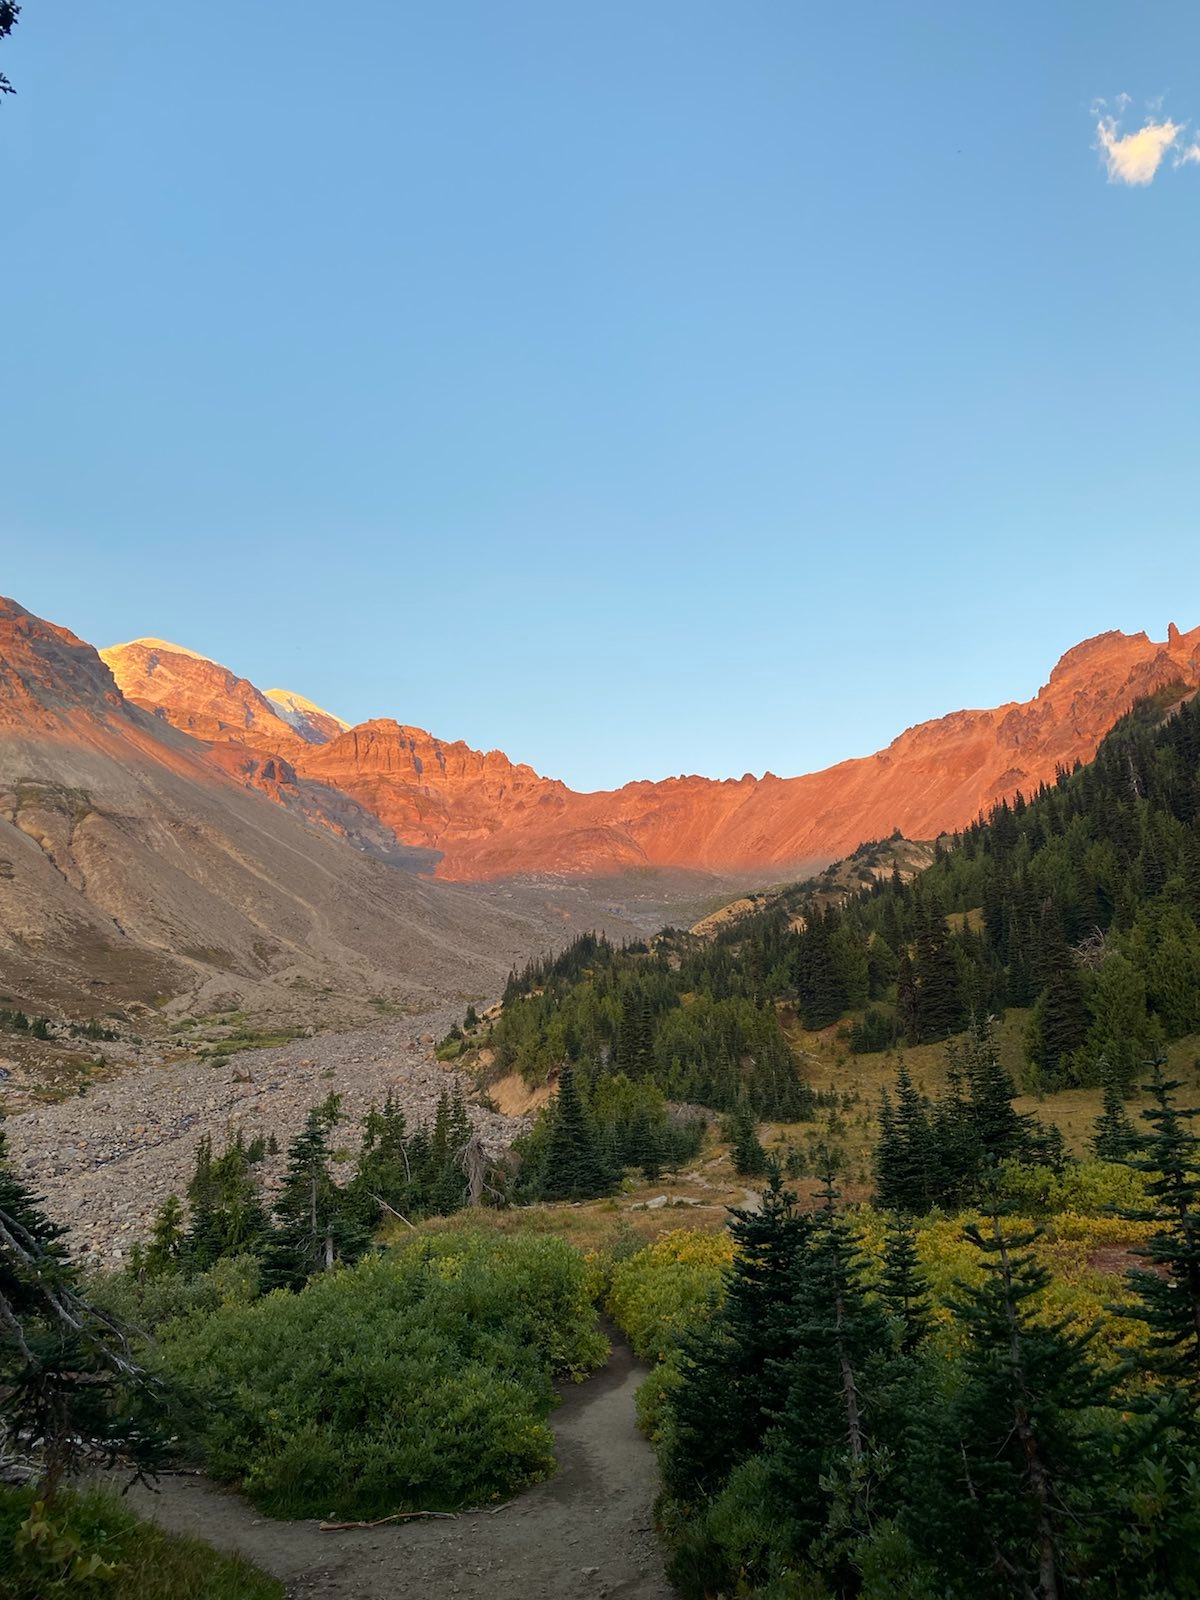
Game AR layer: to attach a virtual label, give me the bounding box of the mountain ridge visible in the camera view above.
[0,597,609,1021]
[72,610,1200,879]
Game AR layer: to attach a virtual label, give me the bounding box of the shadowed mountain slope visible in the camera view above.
[0,599,585,1019]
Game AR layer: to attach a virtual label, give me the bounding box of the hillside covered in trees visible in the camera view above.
[462,687,1200,1114]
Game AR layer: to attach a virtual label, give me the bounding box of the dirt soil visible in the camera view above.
[127,1334,672,1600]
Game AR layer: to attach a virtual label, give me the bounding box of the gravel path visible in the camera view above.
[6,1002,524,1261]
[127,1332,672,1600]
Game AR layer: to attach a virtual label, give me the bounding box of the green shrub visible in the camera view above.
[607,1229,733,1363]
[157,1229,606,1520]
[0,1486,281,1600]
[90,1255,262,1335]
[665,1455,829,1600]
[994,1156,1150,1218]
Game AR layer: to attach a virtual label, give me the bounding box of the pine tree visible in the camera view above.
[727,1103,768,1178]
[537,1063,614,1201]
[183,1132,272,1269]
[874,1063,936,1212]
[879,1214,932,1355]
[768,1169,889,1558]
[0,1125,165,1495]
[913,901,964,1040]
[144,1193,185,1276]
[265,1094,369,1288]
[943,1206,1115,1599]
[349,1094,412,1226]
[1026,906,1091,1087]
[959,1018,1035,1170]
[1090,1064,1138,1161]
[663,1164,813,1503]
[1121,1061,1200,1395]
[895,951,919,1046]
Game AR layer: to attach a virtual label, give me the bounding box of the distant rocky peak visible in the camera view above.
[264,688,349,746]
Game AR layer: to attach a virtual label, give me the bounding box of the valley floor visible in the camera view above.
[125,1330,670,1600]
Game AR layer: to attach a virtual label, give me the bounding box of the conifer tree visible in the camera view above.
[879,1214,932,1355]
[1026,906,1091,1087]
[664,1164,812,1502]
[768,1169,889,1556]
[0,1126,164,1495]
[959,1018,1035,1169]
[874,1063,936,1212]
[144,1193,185,1276]
[265,1094,369,1288]
[727,1103,768,1178]
[895,950,919,1045]
[184,1131,272,1269]
[913,902,964,1040]
[943,1206,1115,1600]
[1121,1061,1200,1395]
[349,1094,411,1226]
[1090,1064,1138,1161]
[537,1063,614,1201]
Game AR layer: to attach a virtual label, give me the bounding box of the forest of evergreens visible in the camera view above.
[468,686,1200,1115]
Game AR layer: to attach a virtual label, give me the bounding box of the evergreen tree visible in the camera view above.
[958,1019,1036,1170]
[913,902,964,1040]
[1026,906,1091,1087]
[896,951,920,1046]
[349,1094,412,1226]
[879,1213,932,1355]
[874,1063,937,1213]
[144,1193,185,1276]
[664,1165,813,1503]
[727,1103,768,1178]
[1090,1065,1138,1161]
[941,1207,1116,1600]
[265,1094,369,1288]
[183,1132,272,1269]
[1121,1061,1200,1395]
[0,1126,165,1495]
[767,1170,890,1560]
[537,1064,614,1201]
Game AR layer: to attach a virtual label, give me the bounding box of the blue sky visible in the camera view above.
[3,3,1199,790]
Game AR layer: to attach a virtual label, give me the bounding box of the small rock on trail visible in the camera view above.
[127,1334,673,1600]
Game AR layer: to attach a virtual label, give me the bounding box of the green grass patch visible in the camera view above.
[196,1027,305,1062]
[0,1486,282,1600]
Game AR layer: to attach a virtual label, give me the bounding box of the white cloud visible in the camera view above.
[1095,107,1183,184]
[1176,140,1200,168]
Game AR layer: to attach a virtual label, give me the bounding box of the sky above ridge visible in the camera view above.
[3,3,1199,791]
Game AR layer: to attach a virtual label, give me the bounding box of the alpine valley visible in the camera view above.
[5,591,1200,1600]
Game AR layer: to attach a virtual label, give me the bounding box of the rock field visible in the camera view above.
[6,1000,524,1262]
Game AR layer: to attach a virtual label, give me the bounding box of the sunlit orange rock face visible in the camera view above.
[296,624,1200,879]
[99,640,308,752]
[100,620,1200,882]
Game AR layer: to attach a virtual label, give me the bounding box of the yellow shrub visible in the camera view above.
[607,1228,734,1362]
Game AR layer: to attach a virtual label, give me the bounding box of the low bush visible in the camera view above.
[156,1229,606,1520]
[607,1228,733,1364]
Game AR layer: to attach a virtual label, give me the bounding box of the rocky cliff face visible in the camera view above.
[97,612,1200,882]
[99,638,310,751]
[295,624,1200,879]
[97,639,416,862]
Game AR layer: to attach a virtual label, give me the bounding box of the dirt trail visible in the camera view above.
[129,1334,672,1600]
